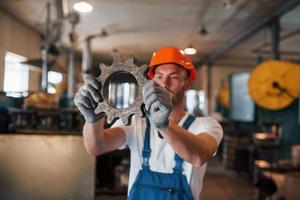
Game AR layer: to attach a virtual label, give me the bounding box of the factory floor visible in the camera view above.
[95,158,254,200]
[201,158,254,200]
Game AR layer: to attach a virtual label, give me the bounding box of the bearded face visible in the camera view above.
[153,63,190,106]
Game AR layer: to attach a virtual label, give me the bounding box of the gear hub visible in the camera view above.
[95,55,148,125]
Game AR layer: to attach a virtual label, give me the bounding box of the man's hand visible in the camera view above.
[74,75,105,123]
[142,80,172,131]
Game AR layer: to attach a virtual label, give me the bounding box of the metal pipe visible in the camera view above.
[67,44,75,98]
[82,37,93,74]
[62,0,69,16]
[252,27,300,51]
[200,0,300,65]
[271,19,280,60]
[207,62,212,114]
[41,1,50,91]
[41,48,48,92]
[66,12,80,99]
[252,49,300,56]
[54,0,64,18]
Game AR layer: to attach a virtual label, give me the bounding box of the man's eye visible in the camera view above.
[171,75,179,79]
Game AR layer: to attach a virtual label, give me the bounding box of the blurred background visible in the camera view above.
[0,0,300,199]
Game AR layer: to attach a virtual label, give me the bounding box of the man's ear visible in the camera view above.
[184,79,192,90]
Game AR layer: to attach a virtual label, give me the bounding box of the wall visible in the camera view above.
[0,9,41,92]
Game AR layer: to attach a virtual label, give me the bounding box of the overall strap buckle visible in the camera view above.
[142,149,151,167]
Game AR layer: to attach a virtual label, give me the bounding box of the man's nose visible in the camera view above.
[159,77,168,88]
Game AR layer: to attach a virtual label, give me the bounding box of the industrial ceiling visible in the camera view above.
[1,0,300,68]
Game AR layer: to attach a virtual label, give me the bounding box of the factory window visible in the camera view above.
[185,90,206,116]
[3,52,29,97]
[47,71,63,94]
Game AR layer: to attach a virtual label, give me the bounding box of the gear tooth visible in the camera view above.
[95,107,100,114]
[136,64,148,77]
[137,110,144,117]
[95,103,105,114]
[126,55,135,66]
[107,114,114,124]
[99,63,106,70]
[113,54,122,65]
[96,72,102,81]
[121,116,129,126]
[99,63,107,77]
[142,65,149,74]
[141,64,147,69]
[96,74,101,80]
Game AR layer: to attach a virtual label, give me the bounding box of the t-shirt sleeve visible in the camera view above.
[111,117,136,150]
[190,117,223,146]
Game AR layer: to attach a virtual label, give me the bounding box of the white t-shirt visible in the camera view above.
[113,113,223,200]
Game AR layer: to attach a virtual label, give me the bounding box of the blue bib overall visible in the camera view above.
[127,115,196,200]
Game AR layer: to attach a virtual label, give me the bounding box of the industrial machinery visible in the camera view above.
[217,81,230,109]
[222,60,300,175]
[248,60,300,159]
[248,60,300,110]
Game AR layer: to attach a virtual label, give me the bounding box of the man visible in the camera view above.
[74,47,223,200]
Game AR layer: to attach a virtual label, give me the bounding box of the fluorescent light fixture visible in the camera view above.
[184,47,197,55]
[73,1,93,13]
[48,71,63,84]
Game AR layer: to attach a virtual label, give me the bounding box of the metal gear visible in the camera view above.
[95,55,149,125]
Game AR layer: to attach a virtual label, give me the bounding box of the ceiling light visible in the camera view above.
[199,26,208,37]
[73,1,93,13]
[184,47,197,55]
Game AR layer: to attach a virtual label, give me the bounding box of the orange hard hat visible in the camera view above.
[148,47,196,81]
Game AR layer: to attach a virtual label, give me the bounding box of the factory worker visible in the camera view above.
[74,46,223,200]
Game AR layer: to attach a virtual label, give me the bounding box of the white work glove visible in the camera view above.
[142,80,173,131]
[74,75,105,123]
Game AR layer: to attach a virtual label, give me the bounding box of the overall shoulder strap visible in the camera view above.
[182,115,196,130]
[142,117,151,168]
[173,115,196,173]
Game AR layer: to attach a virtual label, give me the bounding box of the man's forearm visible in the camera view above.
[162,121,216,167]
[83,118,106,155]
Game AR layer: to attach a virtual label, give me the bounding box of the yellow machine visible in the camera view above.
[248,60,300,110]
[217,82,230,109]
